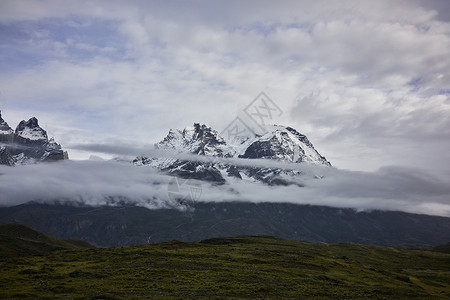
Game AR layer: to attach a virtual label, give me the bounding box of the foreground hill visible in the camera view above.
[0,224,93,257]
[0,230,449,299]
[1,202,450,247]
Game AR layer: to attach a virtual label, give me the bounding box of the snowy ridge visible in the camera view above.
[240,125,331,166]
[0,112,68,166]
[15,117,48,142]
[16,126,48,141]
[134,123,331,185]
[157,123,235,157]
[0,126,13,135]
[0,111,13,136]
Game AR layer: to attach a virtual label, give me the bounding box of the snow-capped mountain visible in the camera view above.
[14,117,48,143]
[0,111,68,166]
[157,123,235,157]
[239,125,330,165]
[134,123,331,185]
[0,113,14,142]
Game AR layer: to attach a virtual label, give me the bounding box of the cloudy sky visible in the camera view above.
[1,0,450,173]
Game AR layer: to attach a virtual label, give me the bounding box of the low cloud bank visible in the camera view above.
[0,160,449,217]
[71,143,333,172]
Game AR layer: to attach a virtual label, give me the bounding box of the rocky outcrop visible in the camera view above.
[0,111,14,144]
[0,110,68,166]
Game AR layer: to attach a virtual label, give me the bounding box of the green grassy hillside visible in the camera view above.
[0,229,449,299]
[0,224,93,257]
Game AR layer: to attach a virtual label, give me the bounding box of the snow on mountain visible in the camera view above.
[0,112,68,166]
[40,138,68,161]
[0,111,14,142]
[240,125,331,166]
[0,145,15,166]
[133,123,331,185]
[157,123,235,157]
[134,124,235,182]
[14,117,48,143]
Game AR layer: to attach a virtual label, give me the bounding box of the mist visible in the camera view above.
[1,158,449,217]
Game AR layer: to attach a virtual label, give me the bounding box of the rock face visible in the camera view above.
[157,123,234,157]
[0,146,15,166]
[0,112,14,143]
[0,111,68,166]
[240,126,331,166]
[134,123,330,185]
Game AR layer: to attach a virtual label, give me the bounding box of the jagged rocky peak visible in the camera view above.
[41,137,69,161]
[240,125,331,166]
[0,111,14,143]
[190,123,226,145]
[0,111,13,132]
[158,123,233,157]
[15,117,48,144]
[134,122,331,186]
[0,111,68,166]
[140,123,331,166]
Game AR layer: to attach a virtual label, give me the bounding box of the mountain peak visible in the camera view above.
[158,123,231,157]
[155,123,330,165]
[135,122,331,185]
[17,117,40,129]
[189,123,226,143]
[0,112,68,166]
[238,125,331,165]
[15,117,48,142]
[0,111,13,135]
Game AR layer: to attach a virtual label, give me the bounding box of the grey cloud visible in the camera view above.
[70,142,330,172]
[70,143,154,158]
[289,88,450,171]
[415,0,450,22]
[0,160,449,217]
[0,160,176,209]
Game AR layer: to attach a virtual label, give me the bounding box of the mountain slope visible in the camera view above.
[1,202,449,247]
[1,231,449,299]
[240,125,330,165]
[0,223,93,257]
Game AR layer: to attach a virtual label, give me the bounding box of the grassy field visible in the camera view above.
[0,225,449,299]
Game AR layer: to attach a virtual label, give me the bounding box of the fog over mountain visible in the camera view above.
[1,147,449,217]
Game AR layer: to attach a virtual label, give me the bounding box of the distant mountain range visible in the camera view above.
[133,123,331,186]
[1,202,450,247]
[0,111,68,166]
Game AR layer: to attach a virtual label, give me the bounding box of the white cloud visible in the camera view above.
[0,160,449,217]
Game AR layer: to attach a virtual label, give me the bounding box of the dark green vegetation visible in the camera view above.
[1,225,449,299]
[434,242,450,253]
[1,202,450,247]
[0,224,93,257]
